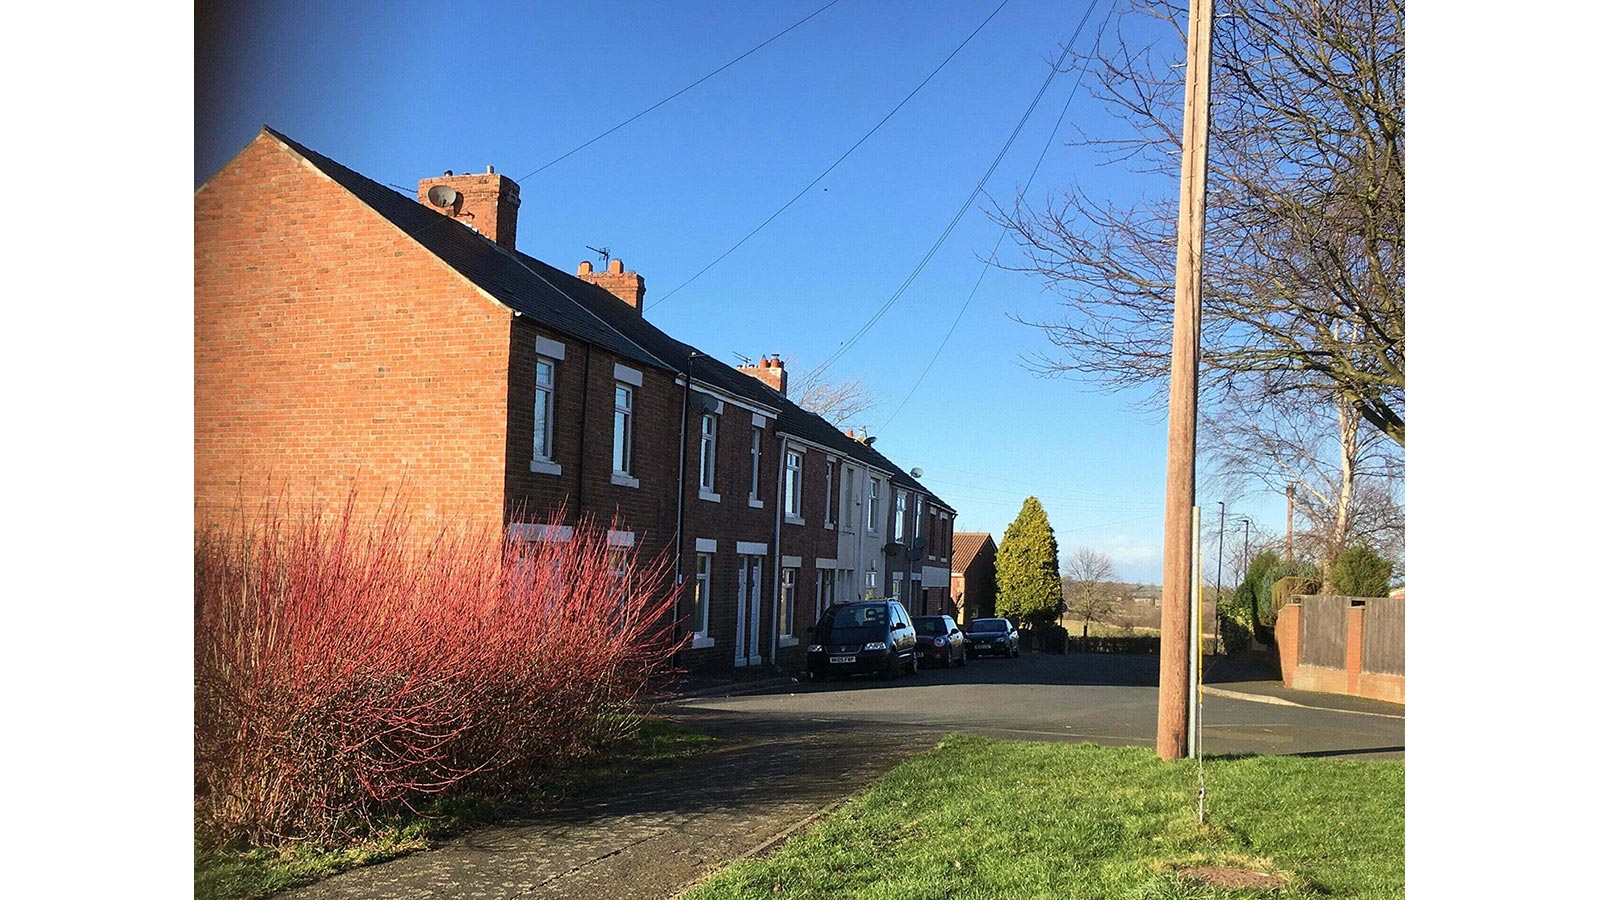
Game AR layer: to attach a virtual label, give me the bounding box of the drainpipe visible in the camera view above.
[673,352,698,669]
[575,344,592,514]
[770,433,788,667]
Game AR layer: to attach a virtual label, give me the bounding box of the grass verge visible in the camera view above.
[195,715,712,900]
[683,734,1402,899]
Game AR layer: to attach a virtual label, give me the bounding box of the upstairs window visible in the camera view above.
[841,466,857,529]
[868,478,882,532]
[699,413,718,491]
[914,496,924,540]
[749,428,762,502]
[824,460,836,527]
[784,450,803,519]
[533,356,556,461]
[612,384,633,475]
[894,490,908,542]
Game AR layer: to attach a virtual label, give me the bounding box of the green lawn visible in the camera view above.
[684,734,1403,900]
[195,716,713,900]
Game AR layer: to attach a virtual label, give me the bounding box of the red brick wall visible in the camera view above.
[501,319,679,566]
[195,133,513,529]
[1276,601,1405,704]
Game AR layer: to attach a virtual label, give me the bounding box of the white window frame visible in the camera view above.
[612,382,637,486]
[691,553,714,648]
[698,412,720,501]
[531,354,559,474]
[914,495,924,540]
[748,426,763,507]
[867,477,882,533]
[841,466,856,531]
[894,489,908,542]
[784,448,805,523]
[823,459,836,529]
[779,566,798,643]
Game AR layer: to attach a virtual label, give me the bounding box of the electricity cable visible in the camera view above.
[878,0,1109,432]
[649,0,1014,309]
[516,0,848,182]
[806,0,1107,395]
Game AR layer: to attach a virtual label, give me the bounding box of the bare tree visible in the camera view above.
[795,370,883,426]
[1207,384,1403,589]
[997,0,1404,446]
[1063,547,1119,639]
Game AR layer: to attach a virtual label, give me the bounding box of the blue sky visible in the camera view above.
[196,0,1286,584]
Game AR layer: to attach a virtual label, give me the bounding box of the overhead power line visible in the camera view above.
[878,0,1111,432]
[649,0,1015,310]
[516,0,848,182]
[800,0,1105,397]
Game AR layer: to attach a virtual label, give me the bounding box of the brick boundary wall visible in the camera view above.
[1277,597,1405,705]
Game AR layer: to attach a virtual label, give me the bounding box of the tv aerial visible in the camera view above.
[585,245,612,265]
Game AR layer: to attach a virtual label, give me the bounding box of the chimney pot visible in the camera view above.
[486,164,495,174]
[577,258,647,314]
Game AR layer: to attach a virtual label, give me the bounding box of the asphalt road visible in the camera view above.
[672,650,1405,761]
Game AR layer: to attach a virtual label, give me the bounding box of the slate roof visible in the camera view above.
[261,126,952,514]
[951,532,996,573]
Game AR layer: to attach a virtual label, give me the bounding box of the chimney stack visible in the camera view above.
[416,168,521,250]
[577,258,647,313]
[737,354,788,396]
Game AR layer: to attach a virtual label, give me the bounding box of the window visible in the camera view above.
[784,450,803,519]
[824,460,836,527]
[867,478,882,532]
[914,496,924,540]
[866,562,878,595]
[612,384,633,475]
[699,413,718,491]
[841,466,856,529]
[779,567,797,637]
[894,490,908,542]
[693,553,712,636]
[815,569,835,622]
[749,428,761,502]
[533,356,555,461]
[891,571,903,600]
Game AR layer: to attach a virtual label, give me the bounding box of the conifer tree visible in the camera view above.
[995,496,1062,630]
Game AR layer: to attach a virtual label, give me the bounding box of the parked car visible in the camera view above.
[912,615,966,667]
[806,600,919,681]
[964,617,1020,658]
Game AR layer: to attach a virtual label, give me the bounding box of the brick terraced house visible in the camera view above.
[195,127,955,674]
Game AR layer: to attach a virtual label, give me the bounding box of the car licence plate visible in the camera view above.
[830,655,855,664]
[975,643,990,649]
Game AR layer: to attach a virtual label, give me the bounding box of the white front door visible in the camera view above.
[734,555,764,666]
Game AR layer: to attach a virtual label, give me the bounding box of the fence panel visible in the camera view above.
[1299,595,1348,669]
[1362,596,1405,675]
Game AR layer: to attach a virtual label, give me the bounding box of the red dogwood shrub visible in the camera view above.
[194,496,685,845]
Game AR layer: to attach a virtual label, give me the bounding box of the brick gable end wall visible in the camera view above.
[195,134,514,529]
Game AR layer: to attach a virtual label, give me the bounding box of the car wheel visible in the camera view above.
[906,650,919,676]
[957,647,967,667]
[882,653,898,680]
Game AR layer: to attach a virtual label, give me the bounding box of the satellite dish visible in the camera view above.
[910,467,924,478]
[692,391,720,414]
[426,185,459,208]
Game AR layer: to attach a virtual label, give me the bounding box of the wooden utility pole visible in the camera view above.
[1156,0,1216,762]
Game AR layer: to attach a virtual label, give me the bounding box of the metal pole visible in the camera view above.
[1157,0,1216,761]
[1215,500,1225,655]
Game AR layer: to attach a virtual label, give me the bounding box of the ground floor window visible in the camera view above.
[693,553,712,636]
[779,567,797,637]
[815,569,835,622]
